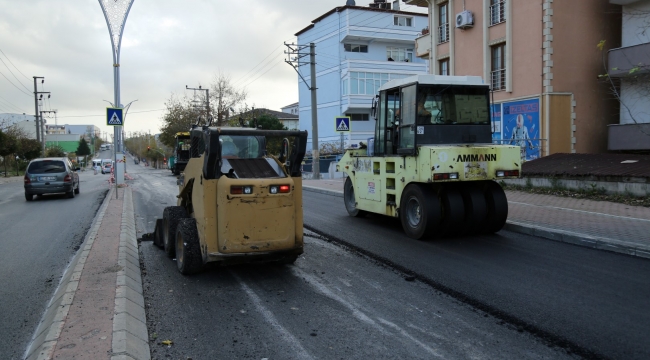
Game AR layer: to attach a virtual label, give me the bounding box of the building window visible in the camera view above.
[344,44,368,53]
[386,47,413,62]
[347,114,370,121]
[394,16,412,27]
[490,0,506,26]
[346,72,409,95]
[439,59,449,76]
[491,43,506,90]
[438,2,449,44]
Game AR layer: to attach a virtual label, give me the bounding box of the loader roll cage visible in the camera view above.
[189,126,308,180]
[373,81,493,157]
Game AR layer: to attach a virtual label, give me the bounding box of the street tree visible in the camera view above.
[247,114,287,130]
[45,145,66,157]
[210,72,247,126]
[159,95,199,148]
[0,129,18,177]
[76,138,92,168]
[16,138,41,161]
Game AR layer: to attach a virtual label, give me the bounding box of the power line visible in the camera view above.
[0,94,27,113]
[0,69,32,97]
[56,108,166,118]
[0,57,31,93]
[0,48,31,81]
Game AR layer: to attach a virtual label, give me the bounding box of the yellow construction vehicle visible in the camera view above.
[153,126,308,274]
[337,75,521,239]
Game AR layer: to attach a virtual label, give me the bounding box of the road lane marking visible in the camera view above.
[231,272,314,360]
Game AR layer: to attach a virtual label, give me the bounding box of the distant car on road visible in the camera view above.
[24,158,80,201]
[102,162,113,174]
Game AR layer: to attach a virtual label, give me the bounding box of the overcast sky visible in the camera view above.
[0,0,425,138]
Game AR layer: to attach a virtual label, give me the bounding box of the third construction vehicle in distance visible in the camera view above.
[337,74,522,239]
[169,132,191,175]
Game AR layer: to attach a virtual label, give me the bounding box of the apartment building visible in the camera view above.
[407,0,622,158]
[608,0,650,151]
[295,0,428,149]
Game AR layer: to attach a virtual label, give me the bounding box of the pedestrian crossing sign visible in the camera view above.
[107,107,124,126]
[335,116,350,133]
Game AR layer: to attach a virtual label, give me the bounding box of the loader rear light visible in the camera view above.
[496,170,519,177]
[231,185,253,194]
[433,172,459,180]
[270,185,291,194]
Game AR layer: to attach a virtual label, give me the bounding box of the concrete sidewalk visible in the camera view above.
[303,179,650,259]
[25,187,150,360]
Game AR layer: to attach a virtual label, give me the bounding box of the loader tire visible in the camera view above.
[176,218,203,275]
[162,206,188,258]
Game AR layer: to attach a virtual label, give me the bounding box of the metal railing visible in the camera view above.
[491,69,506,90]
[490,0,506,26]
[438,23,449,44]
[493,138,546,162]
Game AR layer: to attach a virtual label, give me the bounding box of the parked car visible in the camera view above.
[24,158,80,201]
[102,162,113,174]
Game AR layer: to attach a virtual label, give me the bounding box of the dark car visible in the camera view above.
[24,158,80,201]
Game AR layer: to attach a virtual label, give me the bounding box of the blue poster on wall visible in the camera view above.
[502,98,540,161]
[491,104,502,143]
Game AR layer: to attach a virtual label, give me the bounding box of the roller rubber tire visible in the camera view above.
[162,206,188,258]
[400,184,442,240]
[483,181,509,233]
[439,186,465,237]
[344,177,367,217]
[176,218,203,275]
[459,184,488,235]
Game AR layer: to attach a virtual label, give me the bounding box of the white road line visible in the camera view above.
[231,272,314,360]
[508,201,650,222]
[377,318,443,358]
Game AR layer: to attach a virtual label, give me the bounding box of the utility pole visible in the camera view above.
[284,42,319,179]
[41,110,57,151]
[186,85,211,125]
[33,77,50,157]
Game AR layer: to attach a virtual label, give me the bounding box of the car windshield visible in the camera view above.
[28,160,66,173]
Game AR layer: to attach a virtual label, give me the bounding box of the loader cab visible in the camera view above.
[373,75,493,156]
[189,127,308,181]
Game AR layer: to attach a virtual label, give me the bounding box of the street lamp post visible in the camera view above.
[99,0,135,198]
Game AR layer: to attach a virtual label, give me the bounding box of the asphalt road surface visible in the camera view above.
[303,191,650,360]
[128,158,619,359]
[0,160,109,360]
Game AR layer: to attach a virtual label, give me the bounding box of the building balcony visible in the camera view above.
[414,33,431,59]
[404,0,428,7]
[607,42,650,78]
[608,123,650,151]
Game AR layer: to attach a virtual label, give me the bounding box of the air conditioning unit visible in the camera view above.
[455,10,474,29]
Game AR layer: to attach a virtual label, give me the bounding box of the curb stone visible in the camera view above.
[112,187,150,359]
[301,186,650,259]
